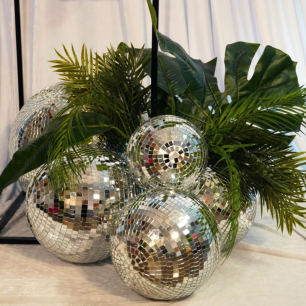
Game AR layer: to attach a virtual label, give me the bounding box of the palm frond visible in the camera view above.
[202,86,306,257]
[46,44,151,190]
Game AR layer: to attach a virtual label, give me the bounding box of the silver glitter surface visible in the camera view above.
[233,194,257,245]
[9,83,68,191]
[127,115,208,191]
[110,190,220,300]
[26,156,135,263]
[192,168,257,251]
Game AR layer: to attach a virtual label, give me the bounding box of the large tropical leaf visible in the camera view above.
[146,0,209,118]
[222,42,299,104]
[197,58,223,109]
[245,45,299,96]
[145,37,302,131]
[125,44,220,124]
[118,43,187,113]
[174,58,222,125]
[221,42,260,104]
[0,112,112,195]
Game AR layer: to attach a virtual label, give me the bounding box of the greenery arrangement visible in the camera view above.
[1,0,306,258]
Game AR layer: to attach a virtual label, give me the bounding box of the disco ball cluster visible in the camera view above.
[112,115,221,300]
[9,85,257,301]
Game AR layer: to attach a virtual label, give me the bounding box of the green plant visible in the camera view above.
[47,44,151,187]
[1,0,306,259]
[0,44,151,192]
[145,0,306,256]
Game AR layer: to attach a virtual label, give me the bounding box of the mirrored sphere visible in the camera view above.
[9,83,68,191]
[127,115,208,191]
[192,168,257,251]
[110,190,220,300]
[26,155,135,263]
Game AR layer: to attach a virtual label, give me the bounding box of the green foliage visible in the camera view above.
[146,0,306,259]
[0,112,112,195]
[204,88,306,243]
[47,43,151,187]
[50,43,151,152]
[0,44,151,193]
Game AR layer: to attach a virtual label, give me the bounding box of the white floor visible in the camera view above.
[0,207,306,305]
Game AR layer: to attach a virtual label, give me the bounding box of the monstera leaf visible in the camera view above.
[218,42,303,131]
[140,29,303,131]
[154,57,222,125]
[146,0,215,122]
[122,43,219,124]
[145,2,303,130]
[222,42,299,103]
[173,57,222,124]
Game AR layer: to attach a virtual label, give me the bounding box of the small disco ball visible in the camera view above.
[9,83,68,191]
[192,168,257,251]
[110,190,220,301]
[26,155,135,263]
[126,115,208,192]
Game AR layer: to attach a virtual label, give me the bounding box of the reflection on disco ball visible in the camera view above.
[26,155,135,263]
[126,115,208,192]
[192,168,257,251]
[95,131,128,157]
[9,83,68,191]
[233,193,257,244]
[110,190,220,300]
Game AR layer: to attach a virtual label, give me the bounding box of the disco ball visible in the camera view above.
[9,83,68,191]
[192,168,257,251]
[110,190,220,300]
[126,115,208,192]
[26,155,135,263]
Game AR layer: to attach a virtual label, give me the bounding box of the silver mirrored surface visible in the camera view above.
[110,190,220,300]
[26,155,135,263]
[192,168,257,251]
[127,115,208,192]
[9,83,68,191]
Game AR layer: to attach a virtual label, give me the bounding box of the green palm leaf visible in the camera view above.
[0,112,113,195]
[50,43,151,153]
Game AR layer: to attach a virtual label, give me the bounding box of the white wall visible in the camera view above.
[2,0,306,205]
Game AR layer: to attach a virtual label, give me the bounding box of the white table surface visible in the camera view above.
[0,205,306,306]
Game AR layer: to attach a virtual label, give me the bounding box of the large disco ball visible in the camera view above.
[26,155,135,263]
[192,168,257,251]
[126,115,208,192]
[110,190,220,300]
[9,83,68,191]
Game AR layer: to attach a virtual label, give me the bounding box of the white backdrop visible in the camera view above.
[2,0,306,219]
[2,0,306,171]
[1,1,306,304]
[1,0,306,212]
